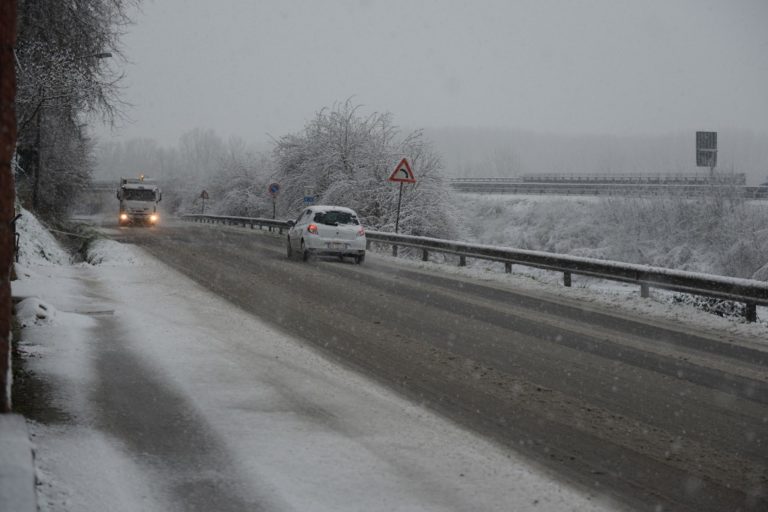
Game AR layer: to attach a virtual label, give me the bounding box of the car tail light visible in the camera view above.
[357,227,365,237]
[307,224,318,234]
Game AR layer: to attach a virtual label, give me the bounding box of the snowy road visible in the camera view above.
[98,219,768,512]
[15,215,618,512]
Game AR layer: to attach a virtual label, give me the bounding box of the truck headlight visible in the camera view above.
[150,214,158,223]
[120,213,128,221]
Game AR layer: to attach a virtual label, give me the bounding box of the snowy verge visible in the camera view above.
[14,208,71,267]
[370,250,768,344]
[83,238,144,266]
[0,414,36,512]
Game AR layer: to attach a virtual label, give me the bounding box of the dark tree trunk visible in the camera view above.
[0,0,18,412]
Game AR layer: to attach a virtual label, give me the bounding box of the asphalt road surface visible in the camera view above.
[105,218,768,512]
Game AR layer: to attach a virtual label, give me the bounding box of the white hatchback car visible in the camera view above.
[286,205,366,263]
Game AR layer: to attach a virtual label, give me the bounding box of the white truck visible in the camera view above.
[116,176,162,226]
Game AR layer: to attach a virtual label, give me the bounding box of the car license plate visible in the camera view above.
[328,242,345,250]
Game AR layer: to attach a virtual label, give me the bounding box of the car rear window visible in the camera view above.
[313,211,359,226]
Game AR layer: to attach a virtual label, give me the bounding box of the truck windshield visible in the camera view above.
[123,189,156,201]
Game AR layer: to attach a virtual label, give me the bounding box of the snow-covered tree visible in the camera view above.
[272,100,457,238]
[207,138,273,217]
[14,0,136,218]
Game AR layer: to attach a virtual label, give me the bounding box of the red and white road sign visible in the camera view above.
[388,158,416,183]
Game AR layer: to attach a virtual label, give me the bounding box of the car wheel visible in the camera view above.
[301,240,309,262]
[286,237,293,258]
[354,253,365,265]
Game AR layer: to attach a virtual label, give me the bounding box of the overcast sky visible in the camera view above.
[97,0,768,147]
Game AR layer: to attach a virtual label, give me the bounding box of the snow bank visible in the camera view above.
[85,239,143,266]
[14,298,57,328]
[14,208,70,267]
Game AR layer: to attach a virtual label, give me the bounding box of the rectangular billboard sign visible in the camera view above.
[696,131,717,167]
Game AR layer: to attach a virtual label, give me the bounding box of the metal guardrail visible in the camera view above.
[449,181,768,199]
[181,213,768,322]
[449,174,747,185]
[182,214,288,231]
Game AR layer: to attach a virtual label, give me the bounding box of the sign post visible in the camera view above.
[387,158,417,256]
[200,190,209,214]
[268,182,281,219]
[696,131,717,179]
[303,186,315,205]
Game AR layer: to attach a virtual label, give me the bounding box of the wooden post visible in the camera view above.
[745,302,757,323]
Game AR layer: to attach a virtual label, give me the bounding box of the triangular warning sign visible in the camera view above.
[388,158,416,183]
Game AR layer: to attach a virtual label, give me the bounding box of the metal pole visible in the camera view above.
[394,181,403,234]
[201,197,205,214]
[272,197,276,219]
[393,182,403,257]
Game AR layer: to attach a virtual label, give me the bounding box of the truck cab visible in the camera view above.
[117,177,162,226]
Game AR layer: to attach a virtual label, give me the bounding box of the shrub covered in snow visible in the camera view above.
[459,191,768,279]
[272,100,459,239]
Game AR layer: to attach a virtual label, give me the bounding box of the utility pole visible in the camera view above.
[1,0,18,412]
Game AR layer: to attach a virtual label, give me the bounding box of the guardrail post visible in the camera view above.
[278,228,283,235]
[422,249,428,261]
[392,245,398,257]
[459,255,466,267]
[640,283,650,298]
[505,262,512,273]
[250,222,254,229]
[745,302,757,323]
[563,271,572,287]
[366,240,371,250]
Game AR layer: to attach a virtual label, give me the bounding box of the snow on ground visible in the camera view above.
[14,208,71,267]
[431,193,768,339]
[374,250,768,344]
[13,216,619,511]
